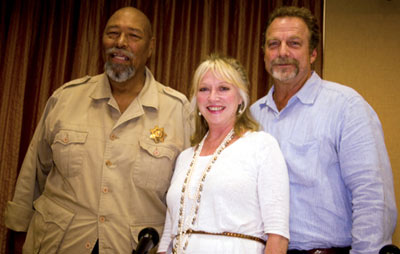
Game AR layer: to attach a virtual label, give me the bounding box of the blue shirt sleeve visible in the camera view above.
[338,95,397,253]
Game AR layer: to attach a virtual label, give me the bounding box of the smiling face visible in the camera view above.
[196,70,243,131]
[102,7,154,82]
[264,17,317,85]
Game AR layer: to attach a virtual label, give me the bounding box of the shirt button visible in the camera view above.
[63,137,69,143]
[153,149,160,156]
[85,242,91,249]
[102,187,109,193]
[99,216,106,223]
[110,134,117,140]
[105,160,112,167]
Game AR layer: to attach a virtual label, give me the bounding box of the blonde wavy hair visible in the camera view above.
[190,54,259,146]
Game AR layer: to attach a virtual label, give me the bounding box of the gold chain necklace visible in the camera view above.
[173,129,235,254]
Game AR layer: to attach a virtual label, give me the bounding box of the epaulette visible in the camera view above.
[162,86,189,104]
[61,75,92,89]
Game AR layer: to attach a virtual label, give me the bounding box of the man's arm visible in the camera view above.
[338,96,397,253]
[5,98,55,233]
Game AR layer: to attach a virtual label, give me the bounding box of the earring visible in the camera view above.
[238,104,244,115]
[198,111,202,116]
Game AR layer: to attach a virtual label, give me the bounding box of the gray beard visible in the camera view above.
[271,67,299,82]
[270,57,300,82]
[104,62,135,83]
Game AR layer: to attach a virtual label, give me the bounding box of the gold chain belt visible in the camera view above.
[184,229,266,245]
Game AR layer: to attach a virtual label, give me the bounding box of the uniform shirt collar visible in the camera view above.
[138,67,159,110]
[90,67,159,110]
[90,74,112,100]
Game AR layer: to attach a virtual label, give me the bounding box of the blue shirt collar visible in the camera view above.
[263,72,322,111]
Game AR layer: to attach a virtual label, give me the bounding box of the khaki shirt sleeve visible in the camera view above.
[4,97,56,231]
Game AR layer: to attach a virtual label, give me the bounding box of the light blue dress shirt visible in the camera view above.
[250,72,397,254]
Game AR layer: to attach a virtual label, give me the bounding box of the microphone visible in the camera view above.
[379,244,400,254]
[132,227,160,254]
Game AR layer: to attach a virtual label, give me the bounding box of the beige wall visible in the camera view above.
[324,0,400,245]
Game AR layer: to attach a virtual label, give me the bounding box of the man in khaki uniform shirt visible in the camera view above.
[4,7,192,254]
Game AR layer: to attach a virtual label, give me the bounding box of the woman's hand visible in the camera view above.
[264,233,288,254]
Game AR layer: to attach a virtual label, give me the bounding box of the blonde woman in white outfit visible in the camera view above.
[158,55,290,254]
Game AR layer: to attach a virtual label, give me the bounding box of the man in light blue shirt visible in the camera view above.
[251,6,397,254]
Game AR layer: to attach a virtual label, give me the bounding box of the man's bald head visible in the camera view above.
[106,7,153,39]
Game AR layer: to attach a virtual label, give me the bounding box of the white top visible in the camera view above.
[158,131,289,253]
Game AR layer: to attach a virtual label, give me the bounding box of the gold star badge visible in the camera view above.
[150,126,167,143]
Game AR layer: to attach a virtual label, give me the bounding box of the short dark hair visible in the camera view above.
[262,6,320,52]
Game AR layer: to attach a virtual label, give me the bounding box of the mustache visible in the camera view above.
[105,47,134,60]
[271,57,299,65]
